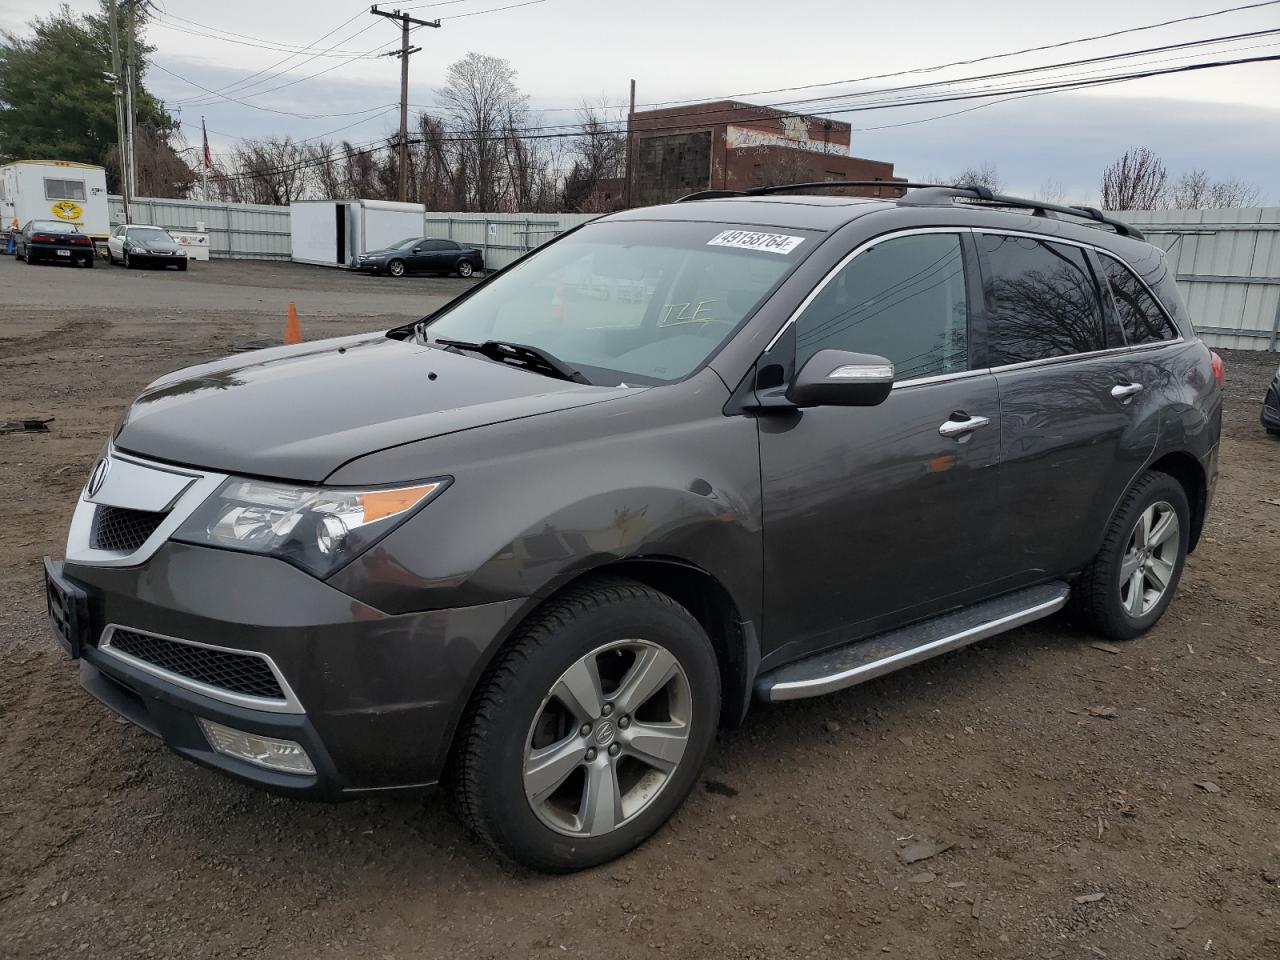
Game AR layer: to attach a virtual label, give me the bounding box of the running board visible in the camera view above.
[756,582,1070,703]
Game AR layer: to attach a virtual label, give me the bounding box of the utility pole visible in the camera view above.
[370,5,440,202]
[623,78,636,209]
[125,0,139,198]
[107,0,131,222]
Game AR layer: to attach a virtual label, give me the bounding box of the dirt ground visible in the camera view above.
[1,254,1278,960]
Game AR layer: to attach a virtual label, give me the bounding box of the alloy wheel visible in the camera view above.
[388,259,405,277]
[458,260,474,277]
[1118,500,1180,617]
[523,639,692,838]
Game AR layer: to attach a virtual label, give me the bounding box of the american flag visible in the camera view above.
[201,118,212,170]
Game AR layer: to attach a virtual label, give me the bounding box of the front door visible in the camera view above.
[759,230,1005,667]
[976,231,1159,580]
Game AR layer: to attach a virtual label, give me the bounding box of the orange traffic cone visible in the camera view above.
[284,301,302,345]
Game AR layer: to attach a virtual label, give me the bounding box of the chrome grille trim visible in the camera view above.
[65,446,227,567]
[98,624,304,714]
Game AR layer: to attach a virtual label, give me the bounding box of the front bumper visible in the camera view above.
[356,259,385,273]
[1263,378,1280,432]
[50,544,522,799]
[132,252,185,266]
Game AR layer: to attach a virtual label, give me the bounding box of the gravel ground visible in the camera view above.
[1,254,1278,960]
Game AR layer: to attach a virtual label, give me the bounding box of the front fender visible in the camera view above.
[325,371,763,627]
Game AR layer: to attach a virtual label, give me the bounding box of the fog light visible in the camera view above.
[197,718,316,775]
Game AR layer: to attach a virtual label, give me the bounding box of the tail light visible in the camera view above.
[68,235,91,246]
[31,233,54,243]
[1210,351,1225,387]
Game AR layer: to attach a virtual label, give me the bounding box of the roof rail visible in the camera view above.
[674,180,1144,240]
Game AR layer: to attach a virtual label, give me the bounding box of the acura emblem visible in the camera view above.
[87,458,110,498]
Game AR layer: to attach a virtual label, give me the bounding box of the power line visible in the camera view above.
[150,14,382,57]
[205,52,1280,184]
[168,18,383,106]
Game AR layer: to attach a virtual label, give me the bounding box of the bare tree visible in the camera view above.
[1034,178,1067,206]
[229,137,311,205]
[561,99,626,211]
[1101,147,1168,210]
[1169,169,1260,209]
[438,52,527,211]
[951,162,1003,192]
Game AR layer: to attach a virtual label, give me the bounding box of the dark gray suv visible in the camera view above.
[45,183,1222,872]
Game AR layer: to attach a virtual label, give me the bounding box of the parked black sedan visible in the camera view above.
[1263,363,1280,436]
[15,220,95,267]
[357,237,484,278]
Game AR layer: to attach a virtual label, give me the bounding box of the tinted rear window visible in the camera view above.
[1099,254,1178,345]
[979,234,1108,364]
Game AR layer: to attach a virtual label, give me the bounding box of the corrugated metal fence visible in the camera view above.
[108,197,1280,351]
[424,212,597,269]
[108,197,593,267]
[109,195,291,260]
[1114,208,1280,352]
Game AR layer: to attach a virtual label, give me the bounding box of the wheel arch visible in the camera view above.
[440,557,758,778]
[1146,450,1207,552]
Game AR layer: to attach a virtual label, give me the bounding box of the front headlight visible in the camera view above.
[173,476,449,577]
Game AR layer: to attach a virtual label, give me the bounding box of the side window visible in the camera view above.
[423,240,450,251]
[44,178,86,201]
[794,232,970,381]
[979,234,1108,365]
[1098,254,1177,345]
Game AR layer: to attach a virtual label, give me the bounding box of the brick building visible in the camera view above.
[627,100,904,206]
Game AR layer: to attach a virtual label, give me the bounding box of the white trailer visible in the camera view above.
[289,199,425,268]
[0,160,110,252]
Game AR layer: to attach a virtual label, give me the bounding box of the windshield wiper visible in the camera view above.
[431,338,592,385]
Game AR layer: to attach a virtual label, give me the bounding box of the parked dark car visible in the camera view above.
[15,219,95,267]
[107,224,188,270]
[1263,364,1280,435]
[357,236,484,277]
[46,183,1222,873]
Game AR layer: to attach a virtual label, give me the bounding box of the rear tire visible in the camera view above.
[457,259,474,278]
[1072,471,1190,641]
[84,257,94,268]
[452,577,720,873]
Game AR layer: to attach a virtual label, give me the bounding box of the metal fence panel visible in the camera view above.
[422,212,598,269]
[1115,207,1280,351]
[108,195,291,260]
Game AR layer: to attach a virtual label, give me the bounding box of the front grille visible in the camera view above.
[107,629,286,701]
[90,505,167,552]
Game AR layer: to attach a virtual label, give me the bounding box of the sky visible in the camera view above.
[4,0,1279,204]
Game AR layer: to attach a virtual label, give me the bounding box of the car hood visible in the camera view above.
[115,333,635,482]
[136,239,179,251]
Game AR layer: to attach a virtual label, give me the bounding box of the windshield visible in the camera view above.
[388,237,421,249]
[128,227,171,242]
[421,220,813,384]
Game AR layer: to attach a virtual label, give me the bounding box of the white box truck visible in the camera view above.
[290,198,425,268]
[1,160,110,254]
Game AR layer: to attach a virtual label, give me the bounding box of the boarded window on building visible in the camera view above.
[634,131,712,206]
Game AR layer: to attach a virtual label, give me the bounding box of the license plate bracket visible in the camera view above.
[44,557,90,658]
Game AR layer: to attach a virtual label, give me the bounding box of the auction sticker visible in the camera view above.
[707,230,805,255]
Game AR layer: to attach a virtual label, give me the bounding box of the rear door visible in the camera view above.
[759,230,1006,664]
[418,239,452,271]
[977,230,1159,580]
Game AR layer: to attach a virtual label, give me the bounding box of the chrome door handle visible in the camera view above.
[1111,382,1144,400]
[938,414,991,439]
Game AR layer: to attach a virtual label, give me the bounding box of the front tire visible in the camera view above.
[123,251,133,269]
[453,577,720,873]
[1073,471,1190,641]
[387,258,406,278]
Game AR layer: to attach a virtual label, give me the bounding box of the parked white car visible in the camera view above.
[107,224,188,270]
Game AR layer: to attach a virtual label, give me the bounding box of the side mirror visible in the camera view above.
[785,349,895,408]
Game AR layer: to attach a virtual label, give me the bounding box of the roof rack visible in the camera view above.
[675,181,1144,240]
